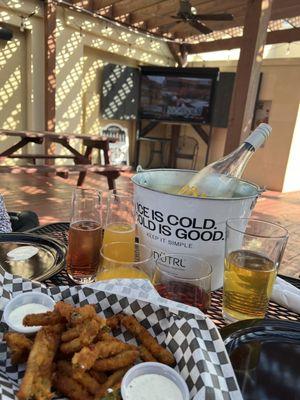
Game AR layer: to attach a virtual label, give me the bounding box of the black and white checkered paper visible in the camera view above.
[0,270,242,400]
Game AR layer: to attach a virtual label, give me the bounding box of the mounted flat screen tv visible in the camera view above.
[139,66,219,124]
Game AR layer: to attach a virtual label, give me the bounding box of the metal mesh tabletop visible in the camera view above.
[30,222,300,329]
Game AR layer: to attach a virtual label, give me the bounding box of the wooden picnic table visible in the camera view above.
[0,129,130,189]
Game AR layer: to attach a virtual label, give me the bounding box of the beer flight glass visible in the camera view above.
[66,188,102,284]
[223,218,288,323]
[102,190,135,260]
[97,242,152,280]
[153,253,212,312]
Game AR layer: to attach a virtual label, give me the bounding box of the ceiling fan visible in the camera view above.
[171,0,234,35]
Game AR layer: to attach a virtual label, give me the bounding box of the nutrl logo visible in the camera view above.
[153,251,187,268]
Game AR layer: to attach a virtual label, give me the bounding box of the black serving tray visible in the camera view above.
[220,319,300,400]
[0,233,66,281]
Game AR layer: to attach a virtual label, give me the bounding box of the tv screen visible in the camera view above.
[139,67,219,124]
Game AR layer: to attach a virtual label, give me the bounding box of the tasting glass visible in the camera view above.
[223,218,288,323]
[97,242,153,280]
[66,188,102,284]
[102,190,136,261]
[152,253,212,312]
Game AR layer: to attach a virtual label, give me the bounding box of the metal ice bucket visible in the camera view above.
[132,169,261,290]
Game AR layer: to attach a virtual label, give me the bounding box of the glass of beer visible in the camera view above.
[223,218,288,323]
[97,242,152,280]
[67,188,102,284]
[152,253,212,312]
[102,190,135,262]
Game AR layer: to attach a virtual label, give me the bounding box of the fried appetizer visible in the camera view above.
[23,311,63,327]
[70,304,97,325]
[61,325,80,343]
[97,332,137,350]
[96,367,129,398]
[57,361,101,395]
[106,315,121,330]
[60,319,100,354]
[94,315,106,330]
[139,345,157,362]
[54,301,74,322]
[17,324,63,400]
[120,314,175,366]
[89,369,107,384]
[61,317,105,343]
[93,350,139,372]
[72,340,129,371]
[4,333,33,365]
[55,373,93,400]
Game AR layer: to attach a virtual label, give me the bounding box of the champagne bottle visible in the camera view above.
[178,123,272,198]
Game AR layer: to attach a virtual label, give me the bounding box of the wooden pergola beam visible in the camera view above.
[224,0,273,155]
[187,27,300,53]
[167,43,188,67]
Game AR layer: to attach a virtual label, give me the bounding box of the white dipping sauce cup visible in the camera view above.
[3,292,55,335]
[121,362,190,400]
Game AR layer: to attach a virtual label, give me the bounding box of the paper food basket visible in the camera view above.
[0,270,242,400]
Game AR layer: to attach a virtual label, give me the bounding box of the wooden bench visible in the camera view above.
[0,164,132,190]
[7,154,77,164]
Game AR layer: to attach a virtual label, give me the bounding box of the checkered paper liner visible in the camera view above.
[0,270,242,400]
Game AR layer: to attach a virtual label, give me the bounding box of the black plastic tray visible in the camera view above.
[0,233,66,281]
[220,319,300,400]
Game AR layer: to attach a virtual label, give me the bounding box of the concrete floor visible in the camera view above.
[1,172,299,278]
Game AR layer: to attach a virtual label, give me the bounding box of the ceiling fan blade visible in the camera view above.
[193,13,234,21]
[171,15,183,20]
[189,21,212,35]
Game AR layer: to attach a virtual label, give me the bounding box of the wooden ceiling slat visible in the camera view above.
[187,27,300,53]
[93,0,122,10]
[271,4,300,21]
[112,0,163,18]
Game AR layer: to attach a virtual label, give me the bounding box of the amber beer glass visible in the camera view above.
[67,188,102,284]
[223,218,288,323]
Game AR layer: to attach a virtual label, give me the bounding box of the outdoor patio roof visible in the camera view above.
[42,0,300,161]
[60,0,300,49]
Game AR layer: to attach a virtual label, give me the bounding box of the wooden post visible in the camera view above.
[167,43,188,67]
[168,125,181,168]
[224,0,273,154]
[44,0,56,158]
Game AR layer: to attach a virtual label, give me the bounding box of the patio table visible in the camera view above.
[30,222,300,329]
[0,129,130,189]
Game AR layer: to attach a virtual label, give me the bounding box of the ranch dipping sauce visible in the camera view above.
[125,373,183,400]
[8,303,51,330]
